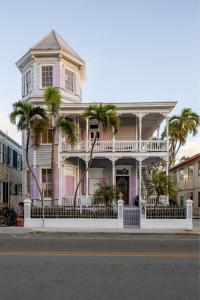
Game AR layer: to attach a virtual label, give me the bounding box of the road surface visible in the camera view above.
[0,233,199,300]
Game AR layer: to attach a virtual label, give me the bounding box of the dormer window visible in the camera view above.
[65,69,75,93]
[42,66,53,88]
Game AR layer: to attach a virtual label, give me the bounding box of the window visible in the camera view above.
[42,66,53,88]
[179,169,184,182]
[189,192,193,200]
[188,165,194,178]
[17,153,22,171]
[198,192,200,207]
[7,146,13,167]
[42,169,52,198]
[42,129,53,144]
[22,70,32,95]
[25,70,32,94]
[3,182,8,203]
[65,69,75,93]
[198,161,200,176]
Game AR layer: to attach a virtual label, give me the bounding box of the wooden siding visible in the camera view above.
[36,145,58,166]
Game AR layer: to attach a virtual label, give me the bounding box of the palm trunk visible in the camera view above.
[51,127,56,207]
[26,129,43,202]
[73,131,98,208]
[155,193,160,206]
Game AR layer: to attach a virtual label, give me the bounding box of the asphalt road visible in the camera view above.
[0,233,199,300]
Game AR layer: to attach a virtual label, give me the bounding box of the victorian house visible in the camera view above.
[16,30,176,206]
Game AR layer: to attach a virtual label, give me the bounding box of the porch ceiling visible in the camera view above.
[142,113,164,139]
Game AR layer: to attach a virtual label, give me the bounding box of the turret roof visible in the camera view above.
[31,30,84,62]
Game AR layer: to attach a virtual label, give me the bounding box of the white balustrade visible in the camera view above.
[62,140,167,153]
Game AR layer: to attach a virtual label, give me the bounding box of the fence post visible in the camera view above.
[140,199,147,219]
[140,199,147,229]
[23,198,32,228]
[117,197,124,228]
[185,199,193,231]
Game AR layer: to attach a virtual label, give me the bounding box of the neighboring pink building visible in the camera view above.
[16,30,175,207]
[170,153,200,215]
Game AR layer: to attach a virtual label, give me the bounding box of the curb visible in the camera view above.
[30,230,200,236]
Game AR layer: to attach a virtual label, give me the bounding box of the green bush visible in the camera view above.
[2,208,17,226]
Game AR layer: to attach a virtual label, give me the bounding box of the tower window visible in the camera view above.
[65,69,75,93]
[23,70,32,95]
[42,66,53,88]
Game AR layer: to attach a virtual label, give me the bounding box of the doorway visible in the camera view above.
[116,176,129,205]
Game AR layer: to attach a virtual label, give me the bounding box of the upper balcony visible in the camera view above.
[62,139,167,153]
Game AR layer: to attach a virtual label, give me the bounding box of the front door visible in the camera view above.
[116,176,129,205]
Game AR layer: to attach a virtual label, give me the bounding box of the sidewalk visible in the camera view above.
[0,223,199,235]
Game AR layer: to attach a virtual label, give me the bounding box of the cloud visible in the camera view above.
[0,111,21,144]
[178,141,200,160]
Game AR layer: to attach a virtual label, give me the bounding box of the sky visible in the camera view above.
[0,0,199,157]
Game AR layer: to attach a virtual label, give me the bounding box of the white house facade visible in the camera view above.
[16,30,176,207]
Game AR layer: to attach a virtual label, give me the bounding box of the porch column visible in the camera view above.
[77,158,80,196]
[138,159,142,205]
[166,158,169,176]
[112,126,115,152]
[157,127,160,139]
[85,158,89,197]
[166,114,169,176]
[86,117,89,152]
[166,114,169,152]
[139,114,142,151]
[112,158,116,186]
[77,116,80,151]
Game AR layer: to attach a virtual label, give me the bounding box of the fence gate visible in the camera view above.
[123,207,140,226]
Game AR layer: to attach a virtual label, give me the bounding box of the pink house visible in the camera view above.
[16,30,176,207]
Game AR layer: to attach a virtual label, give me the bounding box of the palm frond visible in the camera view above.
[57,116,78,145]
[44,87,61,114]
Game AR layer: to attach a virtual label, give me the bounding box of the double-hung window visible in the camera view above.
[65,69,75,93]
[41,129,53,144]
[25,70,32,94]
[179,169,184,182]
[23,70,32,95]
[188,165,194,178]
[42,169,52,198]
[42,66,53,88]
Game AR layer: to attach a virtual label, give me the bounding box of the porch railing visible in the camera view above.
[62,140,167,153]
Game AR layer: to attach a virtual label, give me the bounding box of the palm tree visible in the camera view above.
[10,101,48,201]
[92,182,119,207]
[147,169,176,206]
[73,103,120,207]
[44,87,78,206]
[162,108,200,166]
